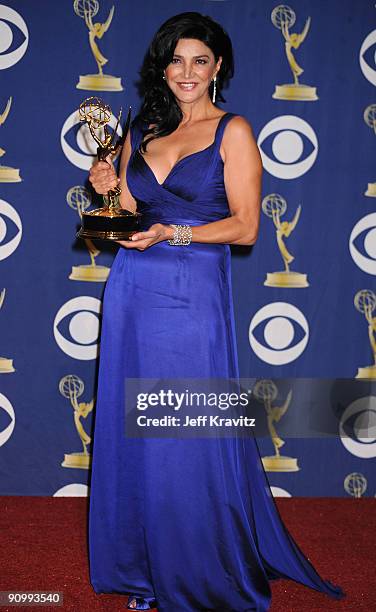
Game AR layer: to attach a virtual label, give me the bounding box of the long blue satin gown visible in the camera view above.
[88,113,344,611]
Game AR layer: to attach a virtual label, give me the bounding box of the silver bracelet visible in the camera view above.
[167,224,192,246]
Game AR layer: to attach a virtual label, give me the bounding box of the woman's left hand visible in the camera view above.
[116,223,172,250]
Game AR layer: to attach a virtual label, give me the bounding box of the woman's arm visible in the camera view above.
[88,128,138,214]
[188,115,262,246]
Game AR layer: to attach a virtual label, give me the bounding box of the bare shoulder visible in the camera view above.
[221,114,260,164]
[223,115,255,143]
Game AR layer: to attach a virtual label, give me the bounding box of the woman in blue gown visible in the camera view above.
[88,12,344,611]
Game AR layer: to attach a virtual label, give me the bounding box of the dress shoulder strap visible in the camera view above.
[201,112,240,187]
[129,116,144,152]
[213,112,238,149]
[131,112,238,152]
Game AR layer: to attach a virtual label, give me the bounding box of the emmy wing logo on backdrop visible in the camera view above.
[0,392,15,447]
[74,0,123,91]
[0,198,22,260]
[363,104,376,198]
[344,473,367,498]
[349,212,376,275]
[354,290,376,379]
[271,5,318,101]
[0,4,28,70]
[254,379,299,472]
[262,194,308,288]
[59,375,93,470]
[0,288,14,373]
[67,186,109,282]
[249,302,309,365]
[359,23,376,86]
[339,395,376,459]
[257,116,318,179]
[53,296,101,360]
[0,97,21,182]
[60,106,123,170]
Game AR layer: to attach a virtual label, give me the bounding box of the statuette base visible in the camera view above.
[0,165,22,182]
[61,452,91,470]
[365,183,376,198]
[0,357,15,373]
[262,455,300,472]
[273,83,318,101]
[264,270,309,288]
[356,365,376,379]
[77,206,141,241]
[69,264,110,282]
[76,74,123,92]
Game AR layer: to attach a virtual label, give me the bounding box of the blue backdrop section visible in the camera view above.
[0,0,375,496]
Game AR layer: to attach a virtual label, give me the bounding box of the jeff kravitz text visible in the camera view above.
[137,415,256,428]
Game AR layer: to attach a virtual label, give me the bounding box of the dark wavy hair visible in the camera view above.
[136,12,234,152]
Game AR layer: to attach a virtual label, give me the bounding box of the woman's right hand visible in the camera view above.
[88,154,121,195]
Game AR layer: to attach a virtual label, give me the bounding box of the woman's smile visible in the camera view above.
[176,82,199,91]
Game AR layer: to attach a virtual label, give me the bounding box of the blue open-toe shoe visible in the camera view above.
[126,595,157,610]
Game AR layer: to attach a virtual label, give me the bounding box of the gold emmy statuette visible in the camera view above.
[363,105,376,197]
[354,290,376,379]
[271,5,318,101]
[74,0,123,91]
[67,186,110,281]
[254,380,299,472]
[59,375,94,469]
[344,472,367,498]
[262,194,309,288]
[0,97,22,182]
[77,97,141,240]
[0,289,15,373]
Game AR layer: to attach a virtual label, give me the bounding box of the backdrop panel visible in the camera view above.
[0,0,375,497]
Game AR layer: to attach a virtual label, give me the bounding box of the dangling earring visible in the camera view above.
[212,76,217,104]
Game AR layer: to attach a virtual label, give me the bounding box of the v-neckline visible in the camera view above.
[137,113,229,187]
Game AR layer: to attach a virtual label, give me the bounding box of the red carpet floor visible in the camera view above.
[0,497,374,611]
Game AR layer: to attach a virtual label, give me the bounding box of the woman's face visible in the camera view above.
[164,38,222,105]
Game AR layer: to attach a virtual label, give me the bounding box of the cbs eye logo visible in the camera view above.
[270,487,291,498]
[53,296,102,360]
[339,396,376,459]
[60,109,123,170]
[53,484,89,497]
[0,392,15,447]
[249,302,309,365]
[0,4,29,70]
[359,29,376,85]
[0,199,22,260]
[349,212,376,275]
[257,115,318,179]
